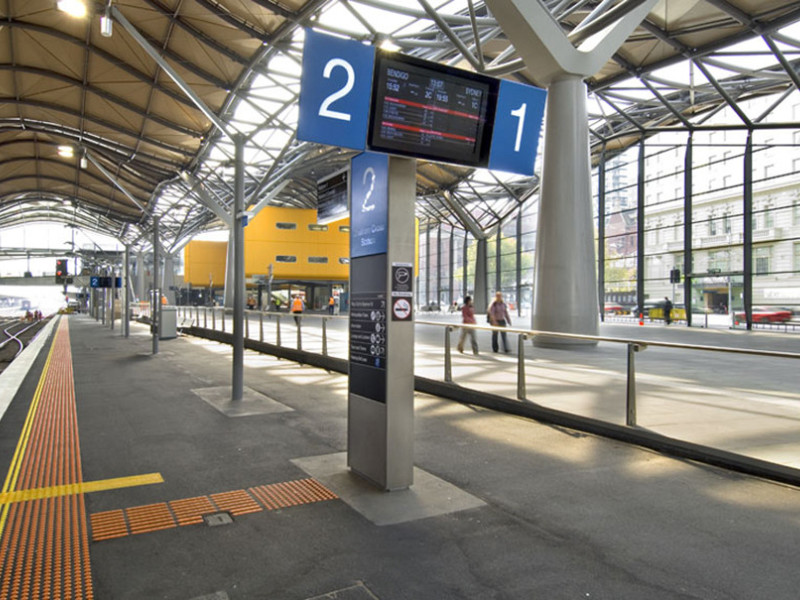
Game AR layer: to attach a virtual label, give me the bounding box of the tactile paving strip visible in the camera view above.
[210,489,263,516]
[126,503,177,535]
[169,496,216,526]
[89,479,338,542]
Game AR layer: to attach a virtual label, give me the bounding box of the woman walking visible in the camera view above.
[488,291,511,353]
[457,296,479,355]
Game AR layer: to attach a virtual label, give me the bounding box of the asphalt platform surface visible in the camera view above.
[2,313,800,600]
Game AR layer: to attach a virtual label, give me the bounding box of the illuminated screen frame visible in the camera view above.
[367,50,499,167]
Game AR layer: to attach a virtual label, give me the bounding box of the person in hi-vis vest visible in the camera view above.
[291,295,305,325]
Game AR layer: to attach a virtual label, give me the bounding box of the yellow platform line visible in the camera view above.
[0,472,164,505]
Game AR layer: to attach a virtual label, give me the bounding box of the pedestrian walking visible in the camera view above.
[291,294,304,325]
[488,291,511,353]
[457,296,479,355]
[663,297,673,325]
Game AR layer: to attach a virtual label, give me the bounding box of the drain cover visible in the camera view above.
[203,512,233,527]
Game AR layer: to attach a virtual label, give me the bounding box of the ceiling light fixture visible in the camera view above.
[100,4,113,37]
[57,0,88,18]
[58,145,74,158]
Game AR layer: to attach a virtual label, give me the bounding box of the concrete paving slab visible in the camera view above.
[192,385,293,417]
[292,452,485,526]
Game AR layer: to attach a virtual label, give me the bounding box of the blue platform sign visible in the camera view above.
[350,152,389,259]
[297,29,376,151]
[488,79,547,176]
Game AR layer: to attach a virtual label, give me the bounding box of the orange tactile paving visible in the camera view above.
[126,502,177,535]
[249,478,338,510]
[169,496,216,526]
[90,510,129,541]
[210,489,263,516]
[0,318,95,600]
[89,478,339,543]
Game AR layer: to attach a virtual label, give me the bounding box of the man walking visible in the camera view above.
[488,291,511,353]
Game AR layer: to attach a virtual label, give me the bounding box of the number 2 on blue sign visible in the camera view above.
[319,58,355,122]
[297,29,374,151]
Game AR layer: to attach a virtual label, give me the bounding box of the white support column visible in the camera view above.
[163,255,176,305]
[486,0,657,346]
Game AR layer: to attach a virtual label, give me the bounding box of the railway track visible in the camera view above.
[0,317,50,375]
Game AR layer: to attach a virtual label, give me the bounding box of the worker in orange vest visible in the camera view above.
[328,295,335,315]
[291,294,304,325]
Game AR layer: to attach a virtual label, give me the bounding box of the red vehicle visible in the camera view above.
[603,303,627,315]
[734,306,793,323]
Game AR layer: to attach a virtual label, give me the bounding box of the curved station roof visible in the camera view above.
[1,0,799,254]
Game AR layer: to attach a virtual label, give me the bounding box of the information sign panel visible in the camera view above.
[367,51,498,167]
[349,291,387,369]
[488,79,547,176]
[350,152,388,259]
[391,263,413,322]
[297,29,376,151]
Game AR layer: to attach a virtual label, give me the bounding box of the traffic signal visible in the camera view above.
[669,267,681,284]
[55,259,68,284]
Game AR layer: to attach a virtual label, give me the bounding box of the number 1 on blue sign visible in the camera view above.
[510,103,527,153]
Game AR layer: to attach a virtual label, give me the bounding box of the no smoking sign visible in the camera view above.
[392,297,412,321]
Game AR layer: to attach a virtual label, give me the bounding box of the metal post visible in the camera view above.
[245,312,250,338]
[276,314,281,346]
[743,131,753,330]
[232,134,246,401]
[296,316,302,351]
[597,144,606,321]
[152,216,159,355]
[684,134,693,327]
[222,309,226,333]
[212,307,216,330]
[444,326,453,383]
[123,246,131,337]
[636,141,646,319]
[259,312,264,342]
[449,231,455,307]
[425,226,431,307]
[495,223,502,294]
[108,266,115,331]
[626,343,642,426]
[322,317,328,356]
[515,208,522,317]
[516,334,527,400]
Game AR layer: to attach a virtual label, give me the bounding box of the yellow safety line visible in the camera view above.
[0,315,60,537]
[0,472,164,505]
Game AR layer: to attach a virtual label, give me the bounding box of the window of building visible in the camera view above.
[754,246,771,275]
[275,255,296,263]
[794,243,800,272]
[763,208,774,229]
[722,213,731,234]
[276,222,297,230]
[308,256,328,264]
[708,215,717,236]
[308,224,328,231]
[794,200,800,226]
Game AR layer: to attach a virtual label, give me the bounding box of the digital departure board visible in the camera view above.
[367,51,498,167]
[317,168,348,224]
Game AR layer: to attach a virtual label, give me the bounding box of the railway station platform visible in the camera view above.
[1,313,800,599]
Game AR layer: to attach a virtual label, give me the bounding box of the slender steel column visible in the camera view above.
[232,134,246,401]
[683,135,694,326]
[515,208,522,317]
[123,245,131,338]
[425,226,431,306]
[152,216,159,355]
[448,231,455,306]
[597,145,606,321]
[473,237,488,314]
[495,225,502,294]
[462,230,469,299]
[636,141,646,317]
[436,223,442,305]
[743,132,754,330]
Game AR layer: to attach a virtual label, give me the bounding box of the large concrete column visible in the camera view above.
[533,76,598,344]
[163,255,176,305]
[486,0,657,346]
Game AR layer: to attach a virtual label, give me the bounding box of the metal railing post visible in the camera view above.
[626,343,644,426]
[259,312,264,342]
[212,308,216,330]
[516,334,528,400]
[222,309,226,333]
[296,315,302,351]
[276,314,281,346]
[245,311,250,338]
[322,317,328,356]
[444,326,453,383]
